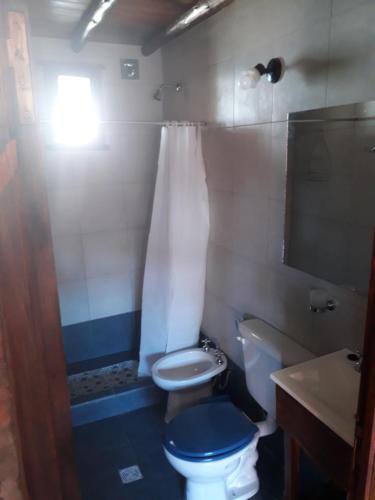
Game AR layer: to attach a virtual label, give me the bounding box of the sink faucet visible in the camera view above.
[348,351,363,372]
[354,352,363,373]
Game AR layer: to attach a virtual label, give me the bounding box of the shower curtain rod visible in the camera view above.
[39,119,208,126]
[39,115,375,128]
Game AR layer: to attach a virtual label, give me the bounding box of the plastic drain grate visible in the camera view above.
[118,465,143,484]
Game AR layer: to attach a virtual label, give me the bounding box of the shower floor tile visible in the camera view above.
[68,360,138,401]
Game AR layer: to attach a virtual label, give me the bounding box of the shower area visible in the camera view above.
[32,36,191,424]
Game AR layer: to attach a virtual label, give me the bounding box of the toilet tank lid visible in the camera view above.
[238,319,314,367]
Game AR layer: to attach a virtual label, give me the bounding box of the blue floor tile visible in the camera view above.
[77,445,138,473]
[256,452,284,499]
[75,405,183,500]
[149,473,185,500]
[74,415,132,453]
[74,404,286,500]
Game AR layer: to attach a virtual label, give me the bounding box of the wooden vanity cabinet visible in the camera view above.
[276,386,353,499]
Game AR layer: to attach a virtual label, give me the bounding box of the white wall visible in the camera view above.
[32,37,163,326]
[162,0,372,367]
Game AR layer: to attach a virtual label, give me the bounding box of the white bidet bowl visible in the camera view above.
[152,348,227,391]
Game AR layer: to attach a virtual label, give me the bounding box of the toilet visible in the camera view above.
[162,318,314,500]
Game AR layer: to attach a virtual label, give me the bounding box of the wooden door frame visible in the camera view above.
[0,6,81,500]
[349,234,375,499]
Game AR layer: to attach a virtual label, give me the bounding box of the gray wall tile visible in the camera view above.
[127,229,148,272]
[327,4,375,106]
[203,128,235,192]
[52,234,86,283]
[162,0,371,360]
[83,230,128,279]
[47,188,81,236]
[332,0,372,18]
[87,274,135,320]
[232,125,272,197]
[33,38,161,326]
[272,20,331,121]
[58,280,90,326]
[78,185,127,233]
[208,190,235,250]
[125,183,154,230]
[232,193,269,264]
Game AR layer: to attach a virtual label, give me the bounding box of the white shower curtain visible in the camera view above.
[138,123,209,376]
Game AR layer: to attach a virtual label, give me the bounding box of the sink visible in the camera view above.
[271,349,360,445]
[152,348,227,391]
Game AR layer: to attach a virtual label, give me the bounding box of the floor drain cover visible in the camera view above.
[118,465,143,484]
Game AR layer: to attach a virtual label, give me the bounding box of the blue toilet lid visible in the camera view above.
[163,401,258,462]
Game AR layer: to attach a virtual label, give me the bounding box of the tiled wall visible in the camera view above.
[162,0,373,367]
[63,312,140,366]
[31,38,162,330]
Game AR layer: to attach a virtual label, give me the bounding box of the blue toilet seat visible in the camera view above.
[163,401,258,462]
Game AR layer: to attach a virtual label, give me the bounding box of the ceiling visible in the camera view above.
[27,0,197,46]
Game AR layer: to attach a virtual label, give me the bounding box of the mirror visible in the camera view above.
[284,101,375,296]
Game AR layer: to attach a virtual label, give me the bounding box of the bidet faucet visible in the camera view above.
[201,337,221,351]
[211,340,224,365]
[201,338,211,352]
[215,352,224,365]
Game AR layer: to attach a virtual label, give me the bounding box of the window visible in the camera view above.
[42,65,104,148]
[53,75,99,146]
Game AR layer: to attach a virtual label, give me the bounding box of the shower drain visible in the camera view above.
[118,465,143,484]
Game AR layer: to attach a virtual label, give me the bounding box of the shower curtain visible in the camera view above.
[138,123,209,376]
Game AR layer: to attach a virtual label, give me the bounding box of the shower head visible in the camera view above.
[153,83,183,101]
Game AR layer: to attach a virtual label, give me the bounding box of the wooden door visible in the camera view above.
[0,6,80,500]
[349,234,375,500]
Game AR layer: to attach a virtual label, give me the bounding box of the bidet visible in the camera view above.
[152,347,227,420]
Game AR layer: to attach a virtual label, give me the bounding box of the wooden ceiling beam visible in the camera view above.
[141,0,233,56]
[71,0,118,52]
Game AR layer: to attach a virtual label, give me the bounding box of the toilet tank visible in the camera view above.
[238,319,314,420]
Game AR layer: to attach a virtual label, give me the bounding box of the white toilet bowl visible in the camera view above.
[165,441,259,500]
[163,399,260,500]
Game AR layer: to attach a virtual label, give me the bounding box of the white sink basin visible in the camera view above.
[152,348,227,391]
[271,349,360,446]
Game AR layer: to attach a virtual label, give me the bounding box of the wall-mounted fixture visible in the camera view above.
[153,83,183,101]
[309,288,339,313]
[239,57,285,90]
[121,59,139,80]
